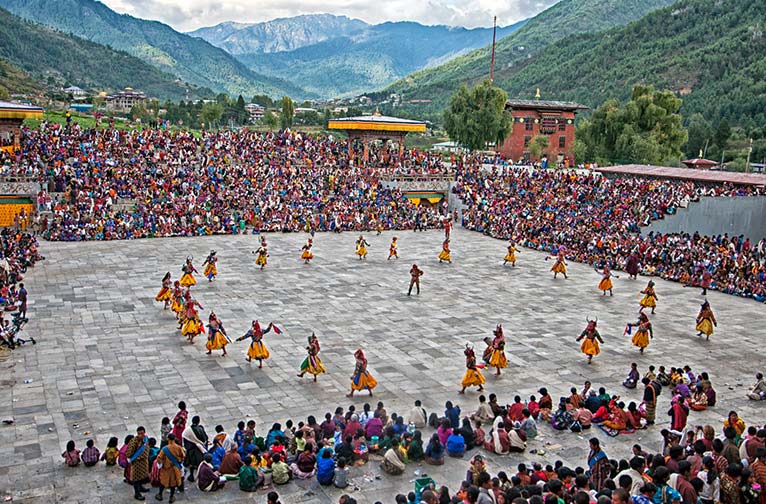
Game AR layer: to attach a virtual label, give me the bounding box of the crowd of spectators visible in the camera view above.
[455,166,766,301]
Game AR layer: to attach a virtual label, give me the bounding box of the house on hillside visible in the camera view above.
[105,88,147,112]
[64,86,87,98]
[245,103,265,121]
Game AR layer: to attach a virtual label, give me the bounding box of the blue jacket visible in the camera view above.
[446,433,465,456]
[316,456,335,485]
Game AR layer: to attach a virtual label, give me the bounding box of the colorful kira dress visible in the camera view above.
[695,301,717,340]
[438,239,452,263]
[576,320,604,364]
[460,345,485,393]
[179,259,197,287]
[348,349,377,397]
[298,334,326,381]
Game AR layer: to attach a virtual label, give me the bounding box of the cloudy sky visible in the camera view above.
[100,0,559,31]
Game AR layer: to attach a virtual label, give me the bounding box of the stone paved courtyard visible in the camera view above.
[2,228,764,503]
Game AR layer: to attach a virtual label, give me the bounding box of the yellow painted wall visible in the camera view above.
[0,203,33,227]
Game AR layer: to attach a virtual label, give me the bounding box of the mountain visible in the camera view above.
[189,14,369,54]
[0,58,45,98]
[220,18,526,98]
[479,0,766,127]
[384,0,677,108]
[0,8,202,101]
[0,0,308,99]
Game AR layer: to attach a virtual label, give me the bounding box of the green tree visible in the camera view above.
[577,85,687,165]
[684,113,713,158]
[200,102,223,128]
[235,94,247,125]
[251,94,274,108]
[280,96,294,129]
[714,119,731,150]
[263,111,279,130]
[443,80,511,151]
[0,85,9,100]
[528,135,549,161]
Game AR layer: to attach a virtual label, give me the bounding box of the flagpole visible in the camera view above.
[489,16,497,86]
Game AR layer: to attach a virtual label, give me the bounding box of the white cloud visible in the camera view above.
[99,0,559,31]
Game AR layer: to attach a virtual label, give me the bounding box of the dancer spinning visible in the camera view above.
[202,251,218,282]
[179,257,197,287]
[576,317,604,364]
[460,344,485,394]
[695,300,717,340]
[301,238,314,264]
[639,280,658,314]
[549,251,568,279]
[255,244,268,270]
[347,349,377,397]
[297,333,325,382]
[407,264,423,296]
[626,312,653,354]
[170,281,183,318]
[155,272,172,309]
[236,320,274,368]
[503,242,519,267]
[438,238,452,264]
[388,236,399,260]
[597,264,617,296]
[355,235,369,260]
[482,324,508,376]
[205,312,229,356]
[180,292,204,343]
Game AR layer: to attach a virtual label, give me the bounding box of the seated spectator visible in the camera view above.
[381,439,406,475]
[425,434,444,465]
[197,453,225,492]
[290,445,317,480]
[446,430,466,457]
[238,456,262,492]
[62,440,80,467]
[219,444,243,475]
[316,448,335,485]
[82,439,101,467]
[271,454,291,485]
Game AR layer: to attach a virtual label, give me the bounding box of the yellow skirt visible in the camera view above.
[598,278,613,291]
[255,255,267,266]
[639,295,656,308]
[351,371,378,391]
[551,263,566,274]
[461,368,485,388]
[632,329,650,349]
[247,341,270,360]
[182,318,201,336]
[581,338,600,356]
[179,273,196,287]
[206,332,228,351]
[301,250,313,260]
[438,250,451,261]
[489,350,508,368]
[696,319,714,336]
[300,355,325,375]
[203,263,217,277]
[171,300,182,313]
[356,246,367,257]
[155,287,171,301]
[504,252,516,262]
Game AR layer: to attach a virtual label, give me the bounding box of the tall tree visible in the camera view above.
[684,113,713,158]
[577,85,687,165]
[714,119,731,150]
[443,80,511,151]
[280,96,294,129]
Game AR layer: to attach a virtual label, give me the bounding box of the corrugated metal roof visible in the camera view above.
[329,115,425,125]
[597,164,766,186]
[0,100,44,112]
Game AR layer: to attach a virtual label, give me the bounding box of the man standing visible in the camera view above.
[641,378,661,425]
[408,264,423,296]
[156,433,185,502]
[17,283,27,320]
[126,426,151,501]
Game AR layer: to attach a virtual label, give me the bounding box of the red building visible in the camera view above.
[497,98,587,164]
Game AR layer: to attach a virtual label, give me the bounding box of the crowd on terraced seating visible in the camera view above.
[454,166,766,301]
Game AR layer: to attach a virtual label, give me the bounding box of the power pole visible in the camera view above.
[489,16,497,86]
[745,138,753,173]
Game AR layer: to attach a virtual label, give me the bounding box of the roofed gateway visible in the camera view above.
[328,111,426,163]
[0,101,44,153]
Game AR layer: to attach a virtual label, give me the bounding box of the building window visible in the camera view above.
[558,122,566,131]
[524,136,531,147]
[559,136,566,149]
[541,116,557,134]
[525,120,533,131]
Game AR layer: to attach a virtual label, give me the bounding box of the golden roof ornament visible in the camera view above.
[535,88,541,100]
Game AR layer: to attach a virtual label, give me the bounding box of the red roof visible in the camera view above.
[597,164,766,186]
[681,158,718,168]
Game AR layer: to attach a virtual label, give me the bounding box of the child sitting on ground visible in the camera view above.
[101,437,119,466]
[62,440,81,467]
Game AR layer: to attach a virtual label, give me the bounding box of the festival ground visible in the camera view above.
[2,228,763,503]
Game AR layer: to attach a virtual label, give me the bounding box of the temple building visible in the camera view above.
[328,111,426,162]
[497,91,587,164]
[105,88,147,112]
[0,101,43,153]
